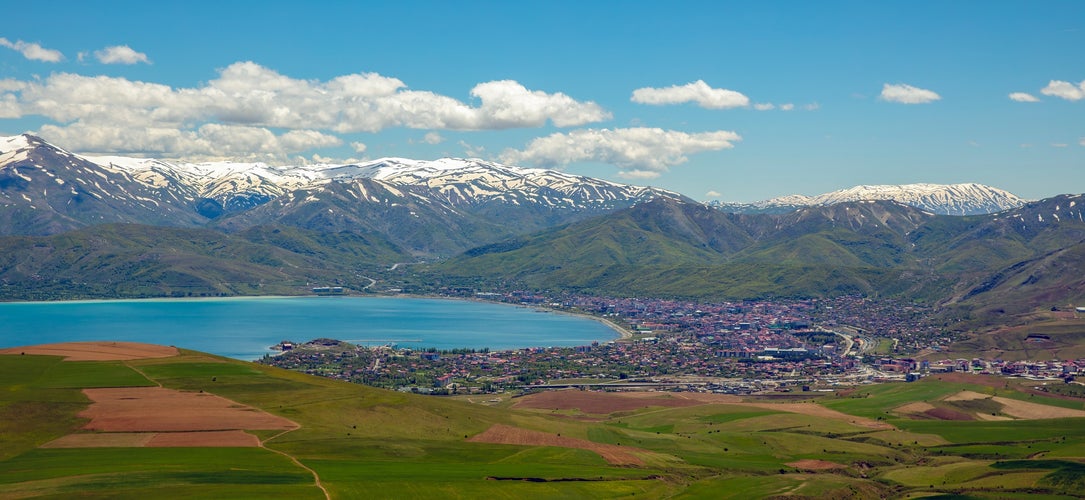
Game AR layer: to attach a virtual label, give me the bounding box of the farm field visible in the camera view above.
[1,342,1084,498]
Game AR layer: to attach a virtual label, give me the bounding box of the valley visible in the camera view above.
[3,134,1085,498]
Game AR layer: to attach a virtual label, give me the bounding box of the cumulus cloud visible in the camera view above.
[1041,80,1085,101]
[753,103,775,111]
[780,103,795,111]
[705,190,722,198]
[38,121,341,162]
[879,83,941,104]
[631,80,749,109]
[501,127,741,179]
[1,61,610,158]
[1008,92,1040,102]
[0,38,64,62]
[94,45,150,65]
[350,141,368,154]
[422,132,444,144]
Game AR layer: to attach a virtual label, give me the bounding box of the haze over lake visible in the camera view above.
[0,297,619,360]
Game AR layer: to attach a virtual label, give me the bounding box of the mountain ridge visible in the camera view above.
[711,182,1027,216]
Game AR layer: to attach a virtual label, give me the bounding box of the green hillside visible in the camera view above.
[0,223,409,300]
[3,347,1084,498]
[430,196,1085,331]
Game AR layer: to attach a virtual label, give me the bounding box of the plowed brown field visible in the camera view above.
[79,387,297,432]
[0,341,178,361]
[468,424,645,466]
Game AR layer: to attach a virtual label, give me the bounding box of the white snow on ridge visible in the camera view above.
[1,134,32,152]
[757,183,1028,215]
[0,135,33,166]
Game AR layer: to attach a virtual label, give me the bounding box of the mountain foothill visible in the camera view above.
[2,133,1083,330]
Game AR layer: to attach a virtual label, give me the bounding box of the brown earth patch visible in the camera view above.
[42,430,259,448]
[895,401,936,414]
[787,459,847,470]
[990,396,1085,419]
[147,430,260,447]
[0,341,178,361]
[514,389,708,414]
[924,407,974,421]
[79,387,297,432]
[42,433,154,448]
[467,424,645,466]
[943,390,991,402]
[736,402,895,430]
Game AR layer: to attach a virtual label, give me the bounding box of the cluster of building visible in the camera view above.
[260,292,1084,395]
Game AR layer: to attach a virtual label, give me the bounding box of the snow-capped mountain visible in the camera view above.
[712,183,1027,216]
[1,135,682,254]
[81,147,679,215]
[0,135,206,234]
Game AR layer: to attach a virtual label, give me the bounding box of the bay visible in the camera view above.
[0,296,619,360]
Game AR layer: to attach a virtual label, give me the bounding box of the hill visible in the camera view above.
[2,342,1084,498]
[432,195,1085,322]
[0,223,408,300]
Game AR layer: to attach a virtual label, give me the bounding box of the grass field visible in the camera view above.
[2,348,1085,498]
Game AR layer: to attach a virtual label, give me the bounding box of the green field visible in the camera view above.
[2,349,1084,498]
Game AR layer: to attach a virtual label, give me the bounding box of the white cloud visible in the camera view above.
[705,190,722,198]
[469,80,611,128]
[94,45,150,65]
[0,94,20,118]
[1,61,610,158]
[1080,138,1085,147]
[1040,80,1085,101]
[1051,143,1068,148]
[501,127,741,179]
[0,37,64,62]
[459,140,486,158]
[422,132,444,144]
[879,83,941,104]
[38,121,340,162]
[350,141,368,154]
[755,102,816,112]
[631,80,749,109]
[1008,92,1040,102]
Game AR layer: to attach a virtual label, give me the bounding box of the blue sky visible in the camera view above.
[1,0,1082,202]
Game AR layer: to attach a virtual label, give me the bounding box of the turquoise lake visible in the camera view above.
[0,297,619,360]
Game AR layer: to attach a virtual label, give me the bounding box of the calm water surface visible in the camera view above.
[0,297,618,360]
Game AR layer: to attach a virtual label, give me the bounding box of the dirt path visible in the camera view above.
[260,428,330,500]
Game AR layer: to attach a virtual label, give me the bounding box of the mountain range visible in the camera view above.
[2,133,1082,326]
[2,134,682,256]
[710,183,1026,215]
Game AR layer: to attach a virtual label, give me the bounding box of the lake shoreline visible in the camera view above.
[0,294,625,359]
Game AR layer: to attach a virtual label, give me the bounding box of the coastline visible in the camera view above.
[557,310,632,341]
[373,291,632,342]
[0,293,625,356]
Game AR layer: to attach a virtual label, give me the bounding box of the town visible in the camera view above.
[260,292,1084,396]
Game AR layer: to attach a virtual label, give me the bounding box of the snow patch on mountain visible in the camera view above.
[714,183,1028,216]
